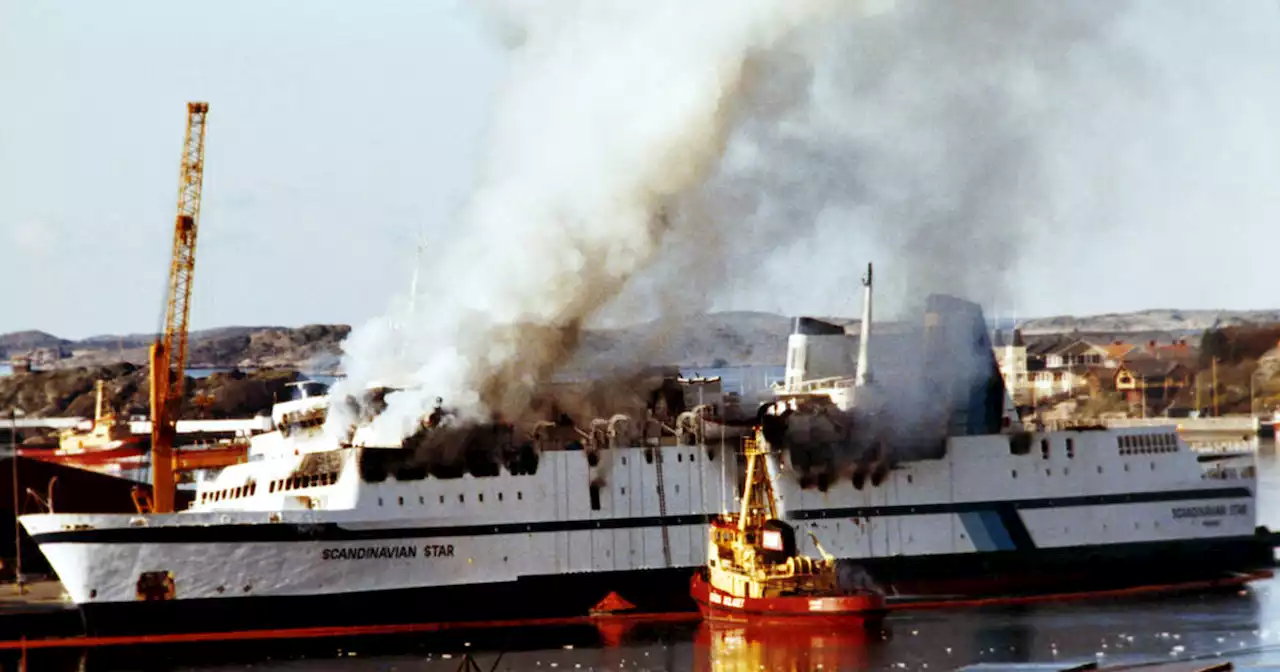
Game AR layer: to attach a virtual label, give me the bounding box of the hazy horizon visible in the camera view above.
[5,303,1280,343]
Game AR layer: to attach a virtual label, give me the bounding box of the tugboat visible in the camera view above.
[690,429,886,623]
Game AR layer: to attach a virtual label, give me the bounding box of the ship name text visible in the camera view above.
[321,544,455,561]
[709,592,744,609]
[1171,504,1248,519]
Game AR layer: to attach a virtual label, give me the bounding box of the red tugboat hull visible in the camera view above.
[690,573,885,625]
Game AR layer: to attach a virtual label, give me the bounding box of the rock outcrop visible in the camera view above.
[0,364,305,419]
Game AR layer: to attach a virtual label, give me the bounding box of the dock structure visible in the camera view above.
[127,417,272,436]
[1103,416,1260,434]
[1042,416,1266,454]
[2,418,87,431]
[3,416,269,435]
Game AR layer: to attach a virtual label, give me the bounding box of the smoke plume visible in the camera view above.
[326,0,862,442]
[330,0,1280,445]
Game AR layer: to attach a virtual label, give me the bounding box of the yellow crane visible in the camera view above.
[146,102,209,514]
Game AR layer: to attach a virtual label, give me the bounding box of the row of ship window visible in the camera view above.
[269,471,341,493]
[199,470,341,504]
[1039,438,1076,460]
[377,491,526,507]
[618,452,701,466]
[1012,461,1159,479]
[201,482,259,503]
[1117,433,1178,455]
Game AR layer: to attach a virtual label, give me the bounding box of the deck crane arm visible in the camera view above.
[148,101,209,514]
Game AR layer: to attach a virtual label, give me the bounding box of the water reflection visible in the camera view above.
[693,619,883,671]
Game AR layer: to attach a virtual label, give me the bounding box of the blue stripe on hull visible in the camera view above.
[980,510,1017,551]
[959,510,1017,551]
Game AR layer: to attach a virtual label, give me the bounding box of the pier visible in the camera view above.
[1102,416,1261,433]
[2,416,270,440]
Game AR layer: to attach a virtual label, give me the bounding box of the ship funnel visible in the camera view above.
[921,295,1008,436]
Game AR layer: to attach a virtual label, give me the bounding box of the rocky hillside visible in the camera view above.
[6,306,1279,375]
[2,325,349,371]
[1020,309,1280,335]
[0,363,305,419]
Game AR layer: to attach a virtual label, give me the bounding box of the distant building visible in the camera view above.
[992,329,1029,403]
[1045,340,1108,369]
[1114,359,1193,413]
[1099,342,1137,367]
[9,355,31,374]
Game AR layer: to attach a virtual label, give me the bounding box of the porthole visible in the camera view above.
[439,495,444,504]
[419,496,425,505]
[499,493,504,502]
[907,474,914,484]
[398,497,404,506]
[378,497,383,506]
[1012,470,1018,479]
[518,492,523,500]
[459,494,464,503]
[479,493,484,503]
[1097,466,1103,474]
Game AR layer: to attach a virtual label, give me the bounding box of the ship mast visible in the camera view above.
[737,433,779,531]
[855,263,873,387]
[397,235,425,361]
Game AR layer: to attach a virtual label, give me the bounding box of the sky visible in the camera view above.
[2,1,1279,339]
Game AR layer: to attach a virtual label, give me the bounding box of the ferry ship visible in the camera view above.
[18,288,1274,635]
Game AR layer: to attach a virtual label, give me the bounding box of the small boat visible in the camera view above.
[690,430,886,623]
[20,381,249,478]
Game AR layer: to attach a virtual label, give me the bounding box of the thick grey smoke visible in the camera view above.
[331,0,1280,444]
[325,0,875,443]
[641,0,1280,319]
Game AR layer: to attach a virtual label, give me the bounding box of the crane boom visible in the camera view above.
[149,101,209,514]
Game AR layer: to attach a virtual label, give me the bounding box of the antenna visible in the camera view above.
[855,262,873,387]
[407,232,425,319]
